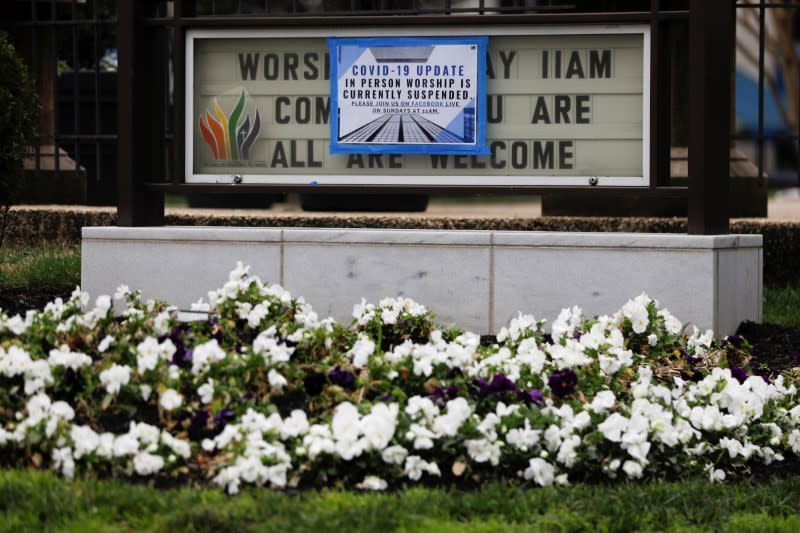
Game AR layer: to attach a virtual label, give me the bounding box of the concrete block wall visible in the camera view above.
[82,227,762,335]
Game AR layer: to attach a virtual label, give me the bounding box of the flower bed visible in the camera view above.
[1,263,800,494]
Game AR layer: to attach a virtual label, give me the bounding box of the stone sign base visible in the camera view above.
[81,227,762,336]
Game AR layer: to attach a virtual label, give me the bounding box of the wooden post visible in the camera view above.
[688,0,733,234]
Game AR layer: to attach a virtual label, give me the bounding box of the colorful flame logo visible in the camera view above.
[199,90,261,161]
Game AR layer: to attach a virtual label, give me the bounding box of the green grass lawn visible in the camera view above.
[1,469,799,533]
[0,245,80,292]
[764,286,800,328]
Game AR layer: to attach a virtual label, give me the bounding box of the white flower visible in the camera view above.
[598,413,628,443]
[688,326,714,354]
[113,433,139,457]
[136,337,161,375]
[626,440,652,462]
[662,312,683,335]
[161,431,191,459]
[332,402,361,442]
[405,396,439,421]
[97,433,114,458]
[348,336,376,368]
[630,307,649,334]
[788,429,800,455]
[51,401,75,422]
[6,315,29,335]
[590,390,616,413]
[622,460,644,479]
[268,369,288,390]
[406,423,436,450]
[506,419,541,450]
[246,302,271,328]
[24,360,53,395]
[114,285,130,301]
[133,452,165,476]
[70,425,100,459]
[99,364,131,395]
[524,458,555,487]
[252,331,294,366]
[357,476,388,491]
[191,339,227,375]
[198,379,215,404]
[98,335,115,353]
[335,437,364,461]
[551,306,582,342]
[132,422,161,449]
[432,413,461,438]
[48,347,92,371]
[404,299,426,317]
[380,308,399,325]
[403,455,440,481]
[353,298,376,324]
[690,405,723,432]
[229,261,251,282]
[71,287,90,307]
[360,403,397,451]
[381,445,408,465]
[153,311,172,336]
[556,435,581,467]
[95,294,112,314]
[719,437,744,459]
[547,341,591,368]
[647,333,658,346]
[516,338,546,373]
[281,410,310,440]
[466,438,501,465]
[52,447,75,479]
[599,355,621,376]
[159,389,183,411]
[709,468,726,483]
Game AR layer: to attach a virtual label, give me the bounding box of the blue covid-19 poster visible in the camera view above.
[328,36,489,155]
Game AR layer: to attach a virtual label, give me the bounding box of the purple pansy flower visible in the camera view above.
[328,366,356,389]
[472,378,491,398]
[489,373,517,393]
[516,388,544,405]
[721,335,745,349]
[213,408,235,430]
[548,368,578,398]
[430,385,459,407]
[730,367,747,384]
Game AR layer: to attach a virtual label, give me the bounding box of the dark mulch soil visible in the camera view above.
[736,321,800,375]
[2,290,799,377]
[0,289,73,317]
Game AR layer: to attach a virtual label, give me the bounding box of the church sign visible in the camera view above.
[186,25,649,187]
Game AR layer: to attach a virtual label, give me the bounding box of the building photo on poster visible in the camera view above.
[328,36,489,155]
